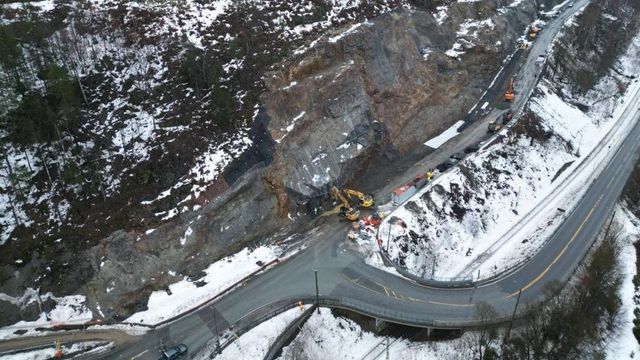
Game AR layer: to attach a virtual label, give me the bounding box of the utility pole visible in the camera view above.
[504,289,522,344]
[386,337,390,360]
[603,212,616,241]
[314,269,320,314]
[386,222,391,252]
[213,309,221,354]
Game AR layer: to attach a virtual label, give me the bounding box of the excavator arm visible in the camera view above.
[344,189,375,208]
[330,186,360,221]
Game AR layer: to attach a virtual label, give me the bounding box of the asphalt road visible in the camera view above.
[5,1,637,359]
[112,95,640,359]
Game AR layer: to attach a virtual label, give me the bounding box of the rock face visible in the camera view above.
[82,165,289,318]
[1,0,554,321]
[546,0,640,93]
[80,1,547,318]
[263,3,537,199]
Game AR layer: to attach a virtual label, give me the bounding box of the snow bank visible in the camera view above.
[195,305,309,360]
[378,33,640,280]
[125,244,289,325]
[2,341,112,360]
[0,291,92,340]
[605,205,640,359]
[278,307,473,359]
[423,120,464,148]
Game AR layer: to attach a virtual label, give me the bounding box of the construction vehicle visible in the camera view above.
[488,119,503,133]
[516,39,529,50]
[344,188,375,208]
[502,110,513,123]
[329,186,360,221]
[504,77,515,102]
[425,170,434,181]
[529,25,541,39]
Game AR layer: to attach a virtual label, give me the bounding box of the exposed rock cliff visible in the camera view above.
[0,0,560,322]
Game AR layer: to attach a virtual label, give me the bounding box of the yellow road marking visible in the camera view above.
[428,300,473,307]
[343,274,425,303]
[507,193,604,297]
[342,274,381,296]
[506,137,637,298]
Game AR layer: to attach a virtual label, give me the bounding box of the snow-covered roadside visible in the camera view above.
[2,341,112,360]
[606,204,640,359]
[0,240,303,338]
[194,305,309,360]
[125,243,302,325]
[278,307,474,360]
[376,31,640,280]
[0,292,92,340]
[470,74,640,279]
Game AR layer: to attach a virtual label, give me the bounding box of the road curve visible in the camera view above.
[106,97,640,360]
[109,1,640,359]
[5,1,637,359]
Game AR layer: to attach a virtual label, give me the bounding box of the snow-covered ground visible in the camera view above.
[376,28,640,280]
[195,305,309,360]
[0,0,414,248]
[424,120,465,149]
[278,307,474,360]
[125,243,301,325]
[2,341,112,360]
[606,204,640,359]
[443,0,530,60]
[0,291,92,340]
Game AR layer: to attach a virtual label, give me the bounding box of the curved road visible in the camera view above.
[108,95,640,360]
[3,1,638,359]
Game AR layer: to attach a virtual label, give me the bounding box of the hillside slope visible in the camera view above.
[0,0,556,323]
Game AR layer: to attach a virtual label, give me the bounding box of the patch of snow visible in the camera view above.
[434,6,448,25]
[0,291,92,340]
[424,120,464,149]
[195,305,310,360]
[2,341,112,360]
[125,244,295,325]
[328,23,364,43]
[278,307,475,360]
[180,226,193,246]
[606,205,640,359]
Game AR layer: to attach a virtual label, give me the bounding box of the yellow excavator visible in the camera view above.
[328,186,360,221]
[344,189,375,208]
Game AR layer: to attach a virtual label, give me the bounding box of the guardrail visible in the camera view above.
[3,258,284,338]
[377,249,474,288]
[263,304,317,360]
[214,297,316,355]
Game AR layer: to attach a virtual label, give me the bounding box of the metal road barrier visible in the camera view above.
[263,304,317,360]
